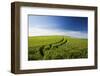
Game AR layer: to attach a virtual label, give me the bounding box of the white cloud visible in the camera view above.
[29,27,87,38]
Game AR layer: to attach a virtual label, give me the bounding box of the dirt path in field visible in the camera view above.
[39,37,67,56]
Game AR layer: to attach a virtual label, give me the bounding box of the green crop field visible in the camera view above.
[28,35,88,60]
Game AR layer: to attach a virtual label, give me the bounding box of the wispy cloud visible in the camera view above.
[29,27,87,39]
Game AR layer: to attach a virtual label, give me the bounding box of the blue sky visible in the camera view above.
[29,15,88,38]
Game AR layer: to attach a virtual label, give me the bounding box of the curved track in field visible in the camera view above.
[39,37,67,56]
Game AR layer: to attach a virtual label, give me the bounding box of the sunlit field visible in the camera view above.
[28,35,88,60]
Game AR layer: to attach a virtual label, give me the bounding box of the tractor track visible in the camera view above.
[39,37,67,56]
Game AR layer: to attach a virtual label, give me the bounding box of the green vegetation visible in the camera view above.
[28,36,88,60]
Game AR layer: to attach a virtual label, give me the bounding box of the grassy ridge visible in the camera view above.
[28,36,63,47]
[28,36,88,60]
